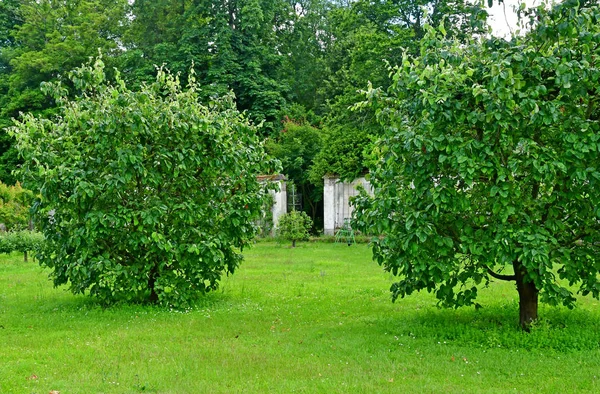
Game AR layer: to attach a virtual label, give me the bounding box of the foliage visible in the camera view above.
[119,0,211,88]
[123,0,292,136]
[277,211,313,247]
[0,0,23,185]
[2,0,128,118]
[9,57,278,307]
[0,0,492,189]
[276,103,322,129]
[267,119,322,218]
[309,125,374,184]
[0,182,34,230]
[0,230,44,257]
[0,0,129,184]
[267,120,322,189]
[353,1,600,328]
[0,0,503,238]
[322,0,485,107]
[307,0,486,183]
[256,193,275,238]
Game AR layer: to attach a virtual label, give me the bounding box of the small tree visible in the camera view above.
[277,211,312,247]
[353,1,600,329]
[0,230,45,262]
[10,57,277,307]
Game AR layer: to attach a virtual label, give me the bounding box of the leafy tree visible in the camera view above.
[353,1,600,329]
[278,210,313,247]
[0,230,44,262]
[309,124,374,184]
[10,58,277,307]
[266,118,322,220]
[119,0,211,88]
[309,0,487,184]
[123,0,292,136]
[227,0,292,135]
[0,0,24,184]
[277,0,333,114]
[0,0,129,184]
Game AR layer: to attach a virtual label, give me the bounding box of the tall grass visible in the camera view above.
[1,242,599,393]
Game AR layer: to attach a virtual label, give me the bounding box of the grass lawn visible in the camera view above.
[1,242,599,393]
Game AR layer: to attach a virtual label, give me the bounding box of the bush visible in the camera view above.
[10,58,278,307]
[277,211,313,247]
[266,120,323,218]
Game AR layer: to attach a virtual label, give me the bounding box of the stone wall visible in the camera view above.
[271,179,287,231]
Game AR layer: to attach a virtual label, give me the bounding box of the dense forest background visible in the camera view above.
[0,0,490,229]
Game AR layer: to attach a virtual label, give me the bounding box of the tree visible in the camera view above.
[276,0,334,115]
[266,118,322,221]
[10,58,278,307]
[308,0,487,186]
[309,124,374,184]
[0,0,24,184]
[0,0,129,184]
[0,230,44,262]
[277,210,313,247]
[119,0,211,89]
[123,0,292,136]
[352,0,600,329]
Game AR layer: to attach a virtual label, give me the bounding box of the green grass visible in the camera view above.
[1,242,599,393]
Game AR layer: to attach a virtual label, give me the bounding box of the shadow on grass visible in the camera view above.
[324,302,600,353]
[28,285,236,317]
[358,302,600,352]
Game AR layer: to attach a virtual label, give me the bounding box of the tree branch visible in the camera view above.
[586,96,596,119]
[487,267,516,281]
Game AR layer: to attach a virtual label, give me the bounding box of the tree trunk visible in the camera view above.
[513,261,538,330]
[25,219,33,262]
[292,239,296,248]
[148,264,158,303]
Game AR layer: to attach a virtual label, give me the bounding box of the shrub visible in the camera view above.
[277,211,313,247]
[10,58,278,307]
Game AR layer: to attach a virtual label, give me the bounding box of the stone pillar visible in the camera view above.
[257,174,287,236]
[323,175,337,235]
[271,179,287,233]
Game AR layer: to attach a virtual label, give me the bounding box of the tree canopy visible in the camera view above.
[266,118,323,221]
[353,0,600,329]
[10,58,277,307]
[0,0,488,185]
[0,0,129,184]
[307,0,487,186]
